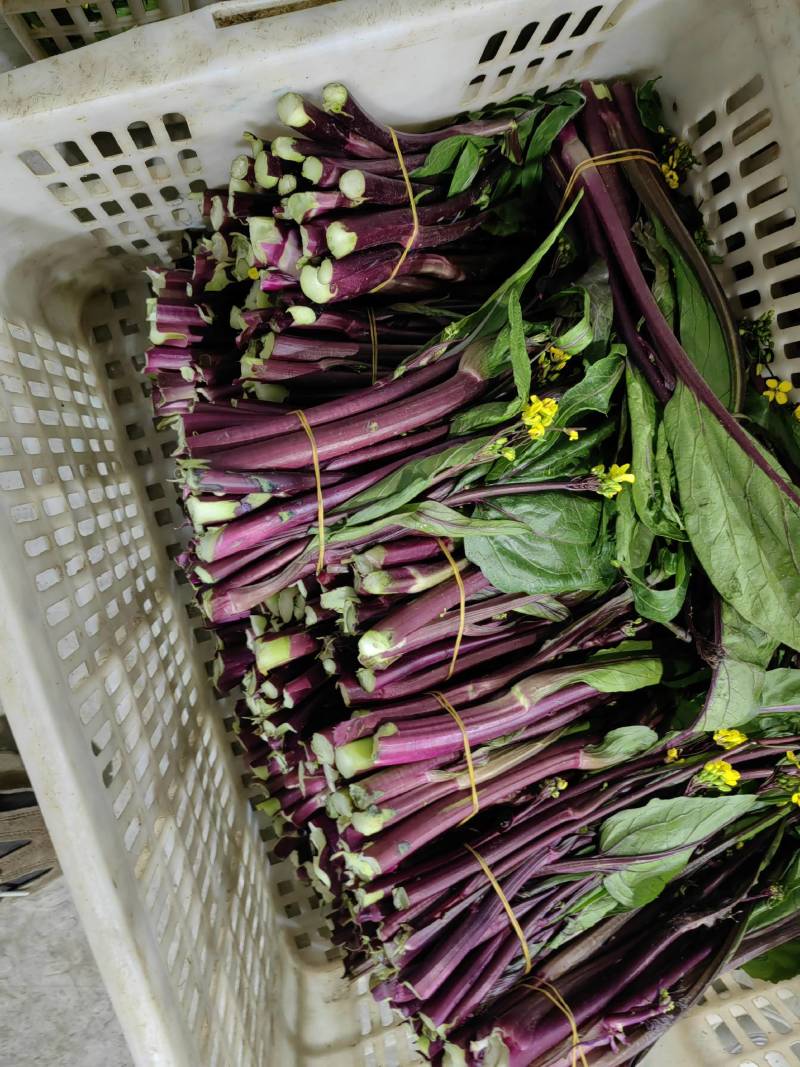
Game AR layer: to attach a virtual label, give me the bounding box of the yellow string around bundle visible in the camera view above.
[292,409,325,574]
[465,843,531,974]
[369,127,419,293]
[366,306,379,384]
[523,980,589,1067]
[557,148,659,217]
[432,691,478,823]
[436,537,465,677]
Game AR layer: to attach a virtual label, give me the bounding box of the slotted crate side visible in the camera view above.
[0,2,798,1066]
[0,0,189,61]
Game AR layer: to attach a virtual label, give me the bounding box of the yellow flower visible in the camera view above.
[501,447,517,462]
[555,777,568,791]
[794,405,800,422]
[665,747,681,763]
[713,728,747,750]
[786,750,800,769]
[566,429,579,441]
[697,759,741,792]
[660,164,679,189]
[591,462,636,499]
[764,377,792,405]
[247,266,261,280]
[792,792,800,807]
[522,394,558,441]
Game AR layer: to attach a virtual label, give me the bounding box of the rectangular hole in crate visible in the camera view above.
[163,113,191,141]
[732,107,772,146]
[72,207,95,224]
[81,173,109,195]
[177,150,201,176]
[146,157,171,180]
[478,30,506,63]
[771,274,800,299]
[541,11,569,44]
[19,149,54,176]
[128,121,156,149]
[748,175,788,208]
[48,182,76,204]
[114,165,139,189]
[55,141,89,166]
[777,308,800,330]
[755,208,796,239]
[740,141,780,178]
[726,74,764,114]
[571,5,602,36]
[510,21,537,53]
[764,243,800,269]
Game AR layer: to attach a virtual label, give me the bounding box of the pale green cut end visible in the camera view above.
[335,737,377,779]
[278,173,297,196]
[288,304,317,325]
[271,136,305,162]
[255,635,292,674]
[144,267,165,294]
[339,169,366,201]
[322,82,349,114]
[301,155,324,184]
[326,220,358,259]
[194,523,223,564]
[209,195,226,232]
[249,215,282,263]
[310,731,336,766]
[254,150,279,189]
[185,496,238,529]
[229,176,254,195]
[351,809,394,836]
[277,91,311,128]
[358,628,395,667]
[362,571,392,596]
[300,263,334,304]
[285,191,319,224]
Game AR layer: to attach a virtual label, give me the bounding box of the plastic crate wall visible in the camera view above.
[0,1,798,1065]
[0,0,188,60]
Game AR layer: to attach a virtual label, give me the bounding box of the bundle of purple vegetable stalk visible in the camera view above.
[144,76,800,1067]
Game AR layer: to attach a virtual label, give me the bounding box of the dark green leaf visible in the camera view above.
[548,886,621,949]
[465,491,615,596]
[450,397,523,436]
[601,794,760,856]
[744,940,800,983]
[604,852,690,908]
[448,139,488,196]
[411,136,469,178]
[506,423,615,482]
[665,381,800,651]
[698,601,778,731]
[583,725,659,763]
[614,489,690,623]
[344,438,494,524]
[634,220,675,328]
[636,77,665,133]
[524,89,585,160]
[652,215,736,409]
[762,668,800,709]
[580,658,662,695]
[747,854,800,933]
[507,291,530,404]
[744,389,800,475]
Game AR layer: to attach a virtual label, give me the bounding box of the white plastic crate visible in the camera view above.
[0,0,189,61]
[0,1,798,1065]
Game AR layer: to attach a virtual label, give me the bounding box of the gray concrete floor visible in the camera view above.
[0,878,132,1067]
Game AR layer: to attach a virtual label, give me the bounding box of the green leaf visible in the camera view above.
[411,136,469,178]
[665,381,800,651]
[747,853,800,933]
[604,852,690,908]
[448,139,489,196]
[342,437,494,525]
[614,489,690,623]
[634,221,675,328]
[627,361,685,540]
[744,389,800,474]
[507,423,616,482]
[583,725,659,763]
[635,77,665,133]
[511,596,571,621]
[507,291,530,404]
[330,499,527,547]
[652,215,736,409]
[441,198,582,346]
[580,658,663,695]
[548,886,621,949]
[600,794,760,856]
[524,89,585,160]
[465,491,616,596]
[697,601,778,731]
[744,940,800,983]
[762,669,800,709]
[450,397,523,435]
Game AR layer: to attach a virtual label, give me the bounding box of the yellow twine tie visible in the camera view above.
[369,127,419,293]
[367,306,379,385]
[437,537,465,678]
[557,148,660,217]
[432,691,479,823]
[292,409,325,574]
[466,843,531,974]
[523,980,589,1067]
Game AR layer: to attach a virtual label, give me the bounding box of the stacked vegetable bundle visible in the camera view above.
[144,78,800,1067]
